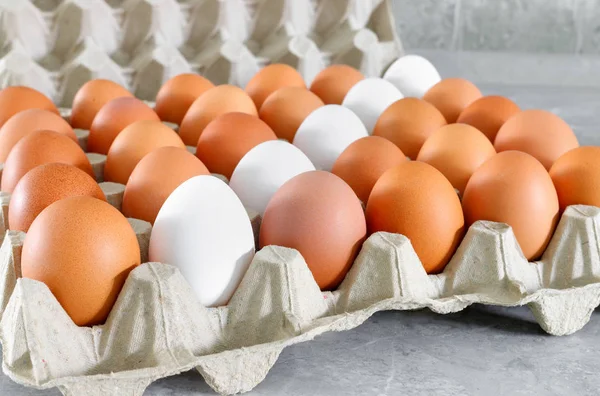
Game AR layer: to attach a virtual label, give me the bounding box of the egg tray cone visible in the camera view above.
[0,0,402,105]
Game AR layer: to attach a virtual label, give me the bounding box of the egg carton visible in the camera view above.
[0,0,402,107]
[0,126,599,395]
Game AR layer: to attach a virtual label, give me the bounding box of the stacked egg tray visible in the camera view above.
[0,0,401,105]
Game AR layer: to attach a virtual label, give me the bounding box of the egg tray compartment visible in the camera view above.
[0,0,402,106]
[0,150,599,396]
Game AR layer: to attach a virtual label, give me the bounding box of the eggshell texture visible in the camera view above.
[549,146,600,213]
[245,63,306,109]
[309,65,364,105]
[293,105,368,171]
[70,79,133,130]
[383,54,442,98]
[22,196,140,327]
[154,73,214,125]
[366,162,465,273]
[179,85,257,146]
[88,97,159,155]
[259,87,324,142]
[494,109,579,170]
[423,78,482,123]
[196,113,276,178]
[0,86,59,128]
[342,78,404,134]
[373,98,447,159]
[332,136,407,203]
[104,120,185,185]
[462,151,559,260]
[122,147,210,224]
[1,130,94,193]
[0,109,77,162]
[417,124,496,195]
[229,140,315,216]
[456,95,521,142]
[260,171,366,290]
[149,175,255,307]
[9,163,106,232]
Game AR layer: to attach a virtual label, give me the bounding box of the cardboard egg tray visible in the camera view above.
[0,0,401,106]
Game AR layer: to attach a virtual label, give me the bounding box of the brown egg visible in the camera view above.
[462,151,559,260]
[331,136,407,203]
[2,130,94,193]
[259,87,324,142]
[9,163,106,232]
[21,196,140,326]
[423,78,482,123]
[309,65,364,105]
[70,79,133,130]
[196,113,276,178]
[372,98,447,159]
[494,109,579,170]
[155,74,214,125]
[366,161,465,273]
[549,146,600,213]
[178,85,257,146]
[417,124,496,195]
[0,86,59,128]
[88,97,159,155]
[456,95,521,142]
[245,64,306,109]
[260,171,366,290]
[122,147,209,224]
[0,109,77,162]
[104,120,185,184]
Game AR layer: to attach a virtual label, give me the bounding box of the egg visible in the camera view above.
[245,63,306,109]
[494,109,579,170]
[342,78,403,134]
[332,136,407,203]
[229,140,315,216]
[0,108,77,163]
[0,86,59,128]
[417,124,496,195]
[9,163,106,232]
[2,130,94,193]
[154,73,214,125]
[366,161,465,273]
[149,175,255,306]
[383,54,442,98]
[259,87,324,142]
[196,112,276,179]
[88,97,159,155]
[178,85,257,146]
[372,98,447,159]
[462,151,559,260]
[309,64,364,105]
[22,196,140,326]
[423,78,482,123]
[70,79,133,130]
[293,105,368,171]
[104,120,185,185]
[456,95,521,142]
[260,171,366,290]
[549,146,600,212]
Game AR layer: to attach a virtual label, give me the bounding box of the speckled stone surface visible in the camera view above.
[4,56,600,395]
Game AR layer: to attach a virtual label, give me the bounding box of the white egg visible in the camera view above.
[229,140,315,216]
[341,78,403,134]
[383,54,441,98]
[293,105,368,171]
[149,175,255,307]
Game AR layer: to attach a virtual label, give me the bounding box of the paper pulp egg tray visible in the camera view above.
[0,0,402,104]
[0,139,599,395]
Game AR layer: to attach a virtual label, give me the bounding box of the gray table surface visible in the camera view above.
[4,71,600,396]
